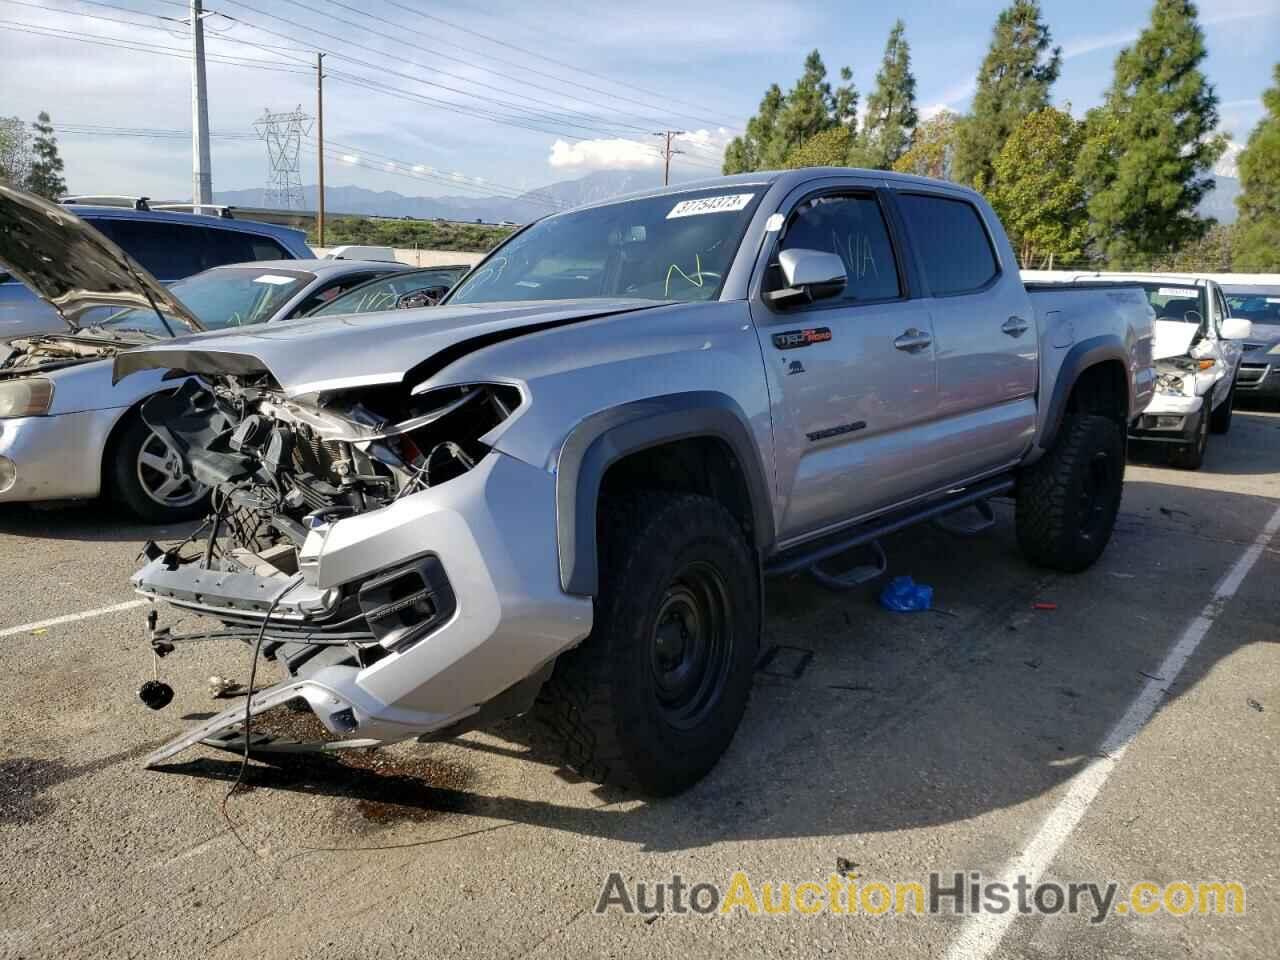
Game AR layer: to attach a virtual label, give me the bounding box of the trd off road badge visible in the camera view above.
[772,327,832,350]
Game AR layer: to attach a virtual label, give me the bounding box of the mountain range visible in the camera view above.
[217,164,1243,226]
[215,169,691,224]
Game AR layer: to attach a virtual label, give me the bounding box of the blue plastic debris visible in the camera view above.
[879,575,933,612]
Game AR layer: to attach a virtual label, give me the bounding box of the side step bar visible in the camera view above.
[765,476,1015,578]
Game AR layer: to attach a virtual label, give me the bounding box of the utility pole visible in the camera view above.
[316,52,325,247]
[190,0,212,205]
[653,130,685,186]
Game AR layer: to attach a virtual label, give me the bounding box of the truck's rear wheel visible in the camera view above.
[1016,414,1124,572]
[536,493,759,796]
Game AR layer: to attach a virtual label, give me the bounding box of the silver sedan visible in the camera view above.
[0,256,417,521]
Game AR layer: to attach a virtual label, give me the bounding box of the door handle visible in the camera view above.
[1002,315,1030,337]
[893,328,932,353]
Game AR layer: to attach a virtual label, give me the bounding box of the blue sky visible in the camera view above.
[0,0,1276,202]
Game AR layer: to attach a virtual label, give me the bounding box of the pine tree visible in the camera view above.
[0,116,32,188]
[1234,63,1280,271]
[722,51,857,173]
[858,20,918,170]
[989,107,1087,267]
[952,0,1061,191]
[892,110,959,180]
[1076,0,1224,268]
[27,112,66,200]
[785,127,856,168]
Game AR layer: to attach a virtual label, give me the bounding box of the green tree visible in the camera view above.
[26,112,66,200]
[1076,0,1224,268]
[857,20,918,170]
[784,126,856,168]
[892,110,958,180]
[952,0,1061,191]
[722,51,857,173]
[1234,63,1280,271]
[0,116,31,188]
[989,107,1087,267]
[1152,222,1237,271]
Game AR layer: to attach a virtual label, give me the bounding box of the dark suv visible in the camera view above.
[0,197,312,337]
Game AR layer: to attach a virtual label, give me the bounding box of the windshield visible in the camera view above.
[1137,283,1207,327]
[309,267,468,317]
[446,187,765,305]
[1224,290,1280,329]
[97,267,312,337]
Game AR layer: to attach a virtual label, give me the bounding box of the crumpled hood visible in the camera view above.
[113,297,664,396]
[0,184,201,332]
[1152,319,1199,361]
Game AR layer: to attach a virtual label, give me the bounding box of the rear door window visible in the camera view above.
[896,194,999,296]
[89,218,204,280]
[774,192,901,302]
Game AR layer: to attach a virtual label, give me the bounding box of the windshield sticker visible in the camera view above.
[765,213,785,232]
[1268,297,1280,304]
[254,274,296,285]
[667,193,755,219]
[1157,287,1198,298]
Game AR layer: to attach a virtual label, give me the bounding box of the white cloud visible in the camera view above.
[548,137,662,171]
[548,128,732,172]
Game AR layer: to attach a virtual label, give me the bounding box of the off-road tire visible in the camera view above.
[1169,405,1209,470]
[535,493,760,796]
[1016,413,1124,573]
[1209,382,1235,435]
[108,414,209,523]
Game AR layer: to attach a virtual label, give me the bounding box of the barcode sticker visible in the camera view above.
[667,194,755,219]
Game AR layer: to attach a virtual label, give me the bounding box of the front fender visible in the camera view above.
[554,392,774,596]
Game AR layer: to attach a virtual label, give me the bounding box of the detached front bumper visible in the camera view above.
[1129,393,1204,444]
[0,407,122,502]
[137,451,593,766]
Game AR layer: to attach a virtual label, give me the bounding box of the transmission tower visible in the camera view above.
[253,106,312,209]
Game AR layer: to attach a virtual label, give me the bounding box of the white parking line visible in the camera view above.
[0,599,149,638]
[945,503,1280,960]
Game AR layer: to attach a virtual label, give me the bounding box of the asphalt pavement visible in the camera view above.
[1,407,1277,959]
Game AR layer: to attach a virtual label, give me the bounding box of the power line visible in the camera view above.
[0,17,310,73]
[309,0,727,137]
[380,0,744,129]
[219,0,662,140]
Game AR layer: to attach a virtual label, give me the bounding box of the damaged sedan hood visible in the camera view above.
[113,298,663,395]
[1152,319,1200,361]
[0,184,201,332]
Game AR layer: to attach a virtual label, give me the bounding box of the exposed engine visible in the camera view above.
[144,375,522,575]
[0,334,118,378]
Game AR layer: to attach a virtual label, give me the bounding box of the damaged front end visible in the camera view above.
[135,371,591,767]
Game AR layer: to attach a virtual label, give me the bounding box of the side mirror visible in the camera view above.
[765,249,847,308]
[1220,316,1252,341]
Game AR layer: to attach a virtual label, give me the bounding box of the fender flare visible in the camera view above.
[1038,335,1130,452]
[555,391,774,596]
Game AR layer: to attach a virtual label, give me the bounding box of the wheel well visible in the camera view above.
[1065,360,1128,425]
[598,436,755,541]
[99,401,147,494]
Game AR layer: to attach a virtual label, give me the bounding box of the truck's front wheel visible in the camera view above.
[537,493,760,796]
[1016,414,1124,572]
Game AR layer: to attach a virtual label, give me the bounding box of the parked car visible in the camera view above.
[0,184,413,521]
[1029,274,1250,469]
[307,265,471,316]
[118,169,1154,795]
[1222,282,1280,404]
[0,196,312,338]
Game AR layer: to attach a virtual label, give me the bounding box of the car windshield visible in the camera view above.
[446,187,765,305]
[96,267,313,337]
[309,267,469,317]
[1224,289,1280,329]
[1137,283,1207,327]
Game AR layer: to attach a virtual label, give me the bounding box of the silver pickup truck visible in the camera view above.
[108,169,1154,795]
